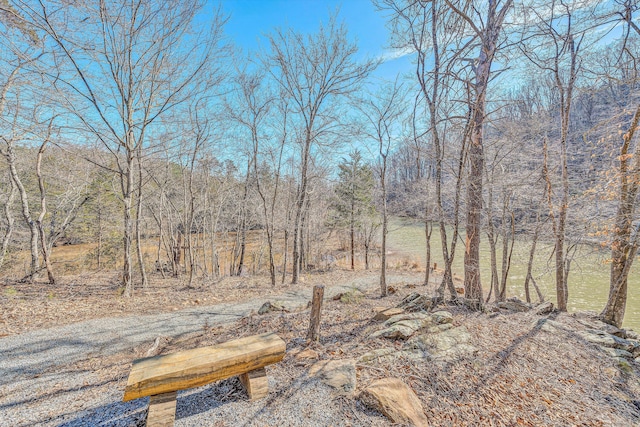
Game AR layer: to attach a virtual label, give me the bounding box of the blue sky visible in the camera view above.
[217,0,412,80]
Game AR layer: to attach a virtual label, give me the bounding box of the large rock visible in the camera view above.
[384,312,432,327]
[431,311,453,325]
[497,298,531,312]
[406,326,477,361]
[370,321,423,340]
[427,323,453,334]
[599,346,634,359]
[373,307,405,321]
[397,292,432,312]
[308,359,356,396]
[578,330,636,352]
[576,318,626,337]
[534,301,554,315]
[359,378,429,426]
[370,312,434,340]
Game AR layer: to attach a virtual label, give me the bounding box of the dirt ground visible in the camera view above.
[2,267,640,426]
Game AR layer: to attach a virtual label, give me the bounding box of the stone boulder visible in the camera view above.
[431,311,453,325]
[308,359,356,396]
[373,307,405,321]
[578,329,636,353]
[370,321,423,340]
[384,312,433,327]
[370,313,433,340]
[497,297,531,312]
[359,378,429,426]
[534,301,554,315]
[370,311,456,341]
[397,292,432,312]
[405,326,477,361]
[258,301,286,314]
[599,347,634,359]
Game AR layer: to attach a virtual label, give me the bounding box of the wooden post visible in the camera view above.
[239,367,269,400]
[146,391,177,427]
[307,285,324,342]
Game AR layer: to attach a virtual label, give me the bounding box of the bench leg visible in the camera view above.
[146,391,177,427]
[239,367,269,400]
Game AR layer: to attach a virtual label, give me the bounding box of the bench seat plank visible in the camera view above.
[123,332,286,401]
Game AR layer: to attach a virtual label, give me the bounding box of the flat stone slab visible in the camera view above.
[373,307,405,321]
[308,359,356,396]
[406,326,477,361]
[578,330,635,352]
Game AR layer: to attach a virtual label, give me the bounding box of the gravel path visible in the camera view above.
[0,274,413,426]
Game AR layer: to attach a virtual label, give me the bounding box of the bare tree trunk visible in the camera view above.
[135,153,148,288]
[122,154,135,297]
[6,144,39,282]
[0,175,16,270]
[424,220,432,286]
[292,137,310,284]
[350,197,355,270]
[602,103,640,326]
[499,209,515,301]
[35,138,55,285]
[380,155,388,297]
[453,0,512,309]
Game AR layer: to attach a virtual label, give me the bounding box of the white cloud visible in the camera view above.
[378,46,415,63]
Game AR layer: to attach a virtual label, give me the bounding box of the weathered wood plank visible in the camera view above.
[123,332,285,401]
[146,391,177,427]
[239,367,268,400]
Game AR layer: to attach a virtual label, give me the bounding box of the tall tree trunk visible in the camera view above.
[0,176,16,270]
[350,197,355,270]
[292,132,312,284]
[36,140,55,285]
[135,153,148,288]
[424,220,432,286]
[380,155,388,297]
[458,0,512,309]
[7,145,39,282]
[601,104,640,326]
[122,153,135,297]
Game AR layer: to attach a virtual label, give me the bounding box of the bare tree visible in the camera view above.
[265,14,376,284]
[13,0,228,296]
[446,0,513,308]
[359,80,406,297]
[600,1,640,326]
[518,0,587,311]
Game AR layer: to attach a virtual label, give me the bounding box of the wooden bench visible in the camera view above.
[123,332,286,427]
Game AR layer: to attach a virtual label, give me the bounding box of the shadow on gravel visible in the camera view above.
[56,399,148,427]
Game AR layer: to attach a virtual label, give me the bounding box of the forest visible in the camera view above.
[1,0,640,329]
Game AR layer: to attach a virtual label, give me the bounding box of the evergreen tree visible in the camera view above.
[330,150,375,270]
